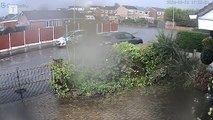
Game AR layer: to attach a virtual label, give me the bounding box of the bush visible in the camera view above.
[202,37,213,50]
[176,30,209,52]
[164,8,198,27]
[49,59,74,98]
[64,42,147,97]
[201,49,213,65]
[201,38,213,65]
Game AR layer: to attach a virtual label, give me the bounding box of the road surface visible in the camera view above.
[0,26,175,71]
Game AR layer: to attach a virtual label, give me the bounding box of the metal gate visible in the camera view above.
[0,65,52,104]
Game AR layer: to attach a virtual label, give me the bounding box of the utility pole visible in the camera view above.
[74,0,76,28]
[172,6,175,29]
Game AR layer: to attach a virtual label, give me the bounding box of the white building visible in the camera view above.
[197,2,213,37]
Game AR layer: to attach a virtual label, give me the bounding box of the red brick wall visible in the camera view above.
[95,8,102,17]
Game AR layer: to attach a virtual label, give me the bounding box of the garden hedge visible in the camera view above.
[176,30,209,52]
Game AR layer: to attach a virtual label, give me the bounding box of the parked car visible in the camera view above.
[65,30,86,43]
[55,37,66,47]
[98,32,143,45]
[55,30,86,47]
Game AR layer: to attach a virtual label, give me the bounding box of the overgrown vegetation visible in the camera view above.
[49,59,73,98]
[190,36,213,120]
[49,31,213,119]
[50,31,202,98]
[120,18,158,27]
[176,30,209,52]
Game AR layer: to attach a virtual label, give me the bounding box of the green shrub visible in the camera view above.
[49,59,74,98]
[202,37,213,49]
[112,42,145,78]
[176,30,209,52]
[201,49,213,65]
[164,8,198,27]
[201,38,213,65]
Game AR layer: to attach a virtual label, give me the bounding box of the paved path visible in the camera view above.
[0,87,194,120]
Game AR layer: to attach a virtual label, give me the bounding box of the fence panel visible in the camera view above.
[54,26,66,39]
[98,23,102,33]
[0,65,51,104]
[111,23,118,31]
[81,22,96,34]
[26,29,39,44]
[40,28,53,41]
[0,34,9,50]
[103,22,110,32]
[11,32,24,47]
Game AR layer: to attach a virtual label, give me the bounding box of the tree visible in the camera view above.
[114,3,120,8]
[164,8,198,27]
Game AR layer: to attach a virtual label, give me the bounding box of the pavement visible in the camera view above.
[0,87,195,120]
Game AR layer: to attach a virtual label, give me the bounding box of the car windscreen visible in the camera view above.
[114,33,126,39]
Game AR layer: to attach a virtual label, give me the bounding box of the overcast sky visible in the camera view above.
[0,0,212,16]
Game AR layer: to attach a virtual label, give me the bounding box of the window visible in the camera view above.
[124,33,134,39]
[57,20,63,26]
[115,33,126,39]
[47,21,53,27]
[157,12,161,15]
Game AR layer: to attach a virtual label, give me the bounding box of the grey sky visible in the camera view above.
[0,0,212,16]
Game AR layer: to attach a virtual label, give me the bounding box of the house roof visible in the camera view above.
[198,1,213,17]
[136,7,149,11]
[150,7,165,12]
[68,6,85,8]
[21,10,85,21]
[122,5,138,10]
[89,6,102,8]
[101,6,118,10]
[1,15,18,23]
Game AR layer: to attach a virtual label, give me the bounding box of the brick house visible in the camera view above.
[18,10,85,29]
[148,7,165,20]
[135,7,149,19]
[68,6,85,12]
[95,6,118,21]
[116,5,138,20]
[0,15,18,28]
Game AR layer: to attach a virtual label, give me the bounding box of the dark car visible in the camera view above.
[98,32,143,45]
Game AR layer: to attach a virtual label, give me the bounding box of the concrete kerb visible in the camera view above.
[0,40,56,59]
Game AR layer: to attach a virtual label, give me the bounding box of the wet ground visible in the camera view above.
[0,26,188,120]
[0,87,195,120]
[0,26,175,71]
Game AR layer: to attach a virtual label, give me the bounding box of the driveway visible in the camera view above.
[0,87,194,120]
